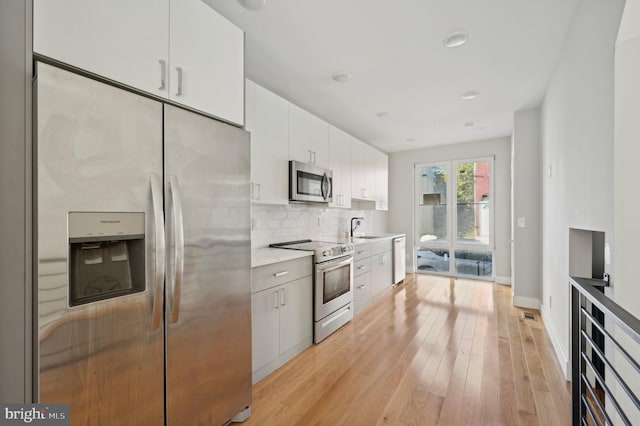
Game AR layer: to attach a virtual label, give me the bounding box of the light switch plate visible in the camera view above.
[517,217,526,228]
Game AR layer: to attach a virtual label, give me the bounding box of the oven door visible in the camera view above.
[290,160,333,203]
[315,255,353,320]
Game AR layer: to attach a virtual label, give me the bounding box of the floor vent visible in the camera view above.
[522,312,536,321]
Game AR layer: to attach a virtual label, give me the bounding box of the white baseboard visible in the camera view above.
[495,275,511,285]
[541,305,570,380]
[512,295,541,310]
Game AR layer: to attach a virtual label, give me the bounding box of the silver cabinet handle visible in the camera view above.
[274,271,288,277]
[273,290,279,309]
[280,288,286,306]
[358,284,366,289]
[158,59,166,91]
[250,183,254,200]
[169,175,185,324]
[250,182,261,200]
[358,265,366,270]
[357,250,366,255]
[175,67,183,96]
[150,173,165,331]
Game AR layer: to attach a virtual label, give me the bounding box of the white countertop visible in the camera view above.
[251,247,313,268]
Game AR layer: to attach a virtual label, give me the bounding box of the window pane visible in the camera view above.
[454,250,492,277]
[456,162,490,244]
[418,165,447,243]
[417,248,450,273]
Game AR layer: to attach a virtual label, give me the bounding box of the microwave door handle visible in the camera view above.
[321,173,329,201]
[169,175,185,324]
[150,173,165,331]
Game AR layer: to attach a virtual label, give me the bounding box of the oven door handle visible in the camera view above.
[317,256,353,273]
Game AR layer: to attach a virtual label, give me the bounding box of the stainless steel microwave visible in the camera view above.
[289,160,333,203]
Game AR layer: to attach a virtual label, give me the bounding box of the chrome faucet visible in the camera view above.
[350,217,364,238]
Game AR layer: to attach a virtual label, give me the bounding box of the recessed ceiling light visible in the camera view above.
[443,31,468,48]
[237,0,267,10]
[376,111,388,118]
[332,72,352,83]
[464,122,474,128]
[461,90,479,100]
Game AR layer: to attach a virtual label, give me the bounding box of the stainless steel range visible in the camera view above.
[270,239,354,343]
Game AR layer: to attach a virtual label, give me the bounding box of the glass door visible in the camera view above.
[415,163,451,274]
[415,158,494,279]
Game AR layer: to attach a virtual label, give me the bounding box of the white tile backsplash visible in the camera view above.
[251,202,388,248]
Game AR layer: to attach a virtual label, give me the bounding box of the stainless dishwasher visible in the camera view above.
[393,236,406,284]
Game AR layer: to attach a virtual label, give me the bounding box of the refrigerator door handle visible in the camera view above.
[150,173,165,331]
[169,175,185,324]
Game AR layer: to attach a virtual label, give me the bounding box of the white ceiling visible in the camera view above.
[204,0,579,153]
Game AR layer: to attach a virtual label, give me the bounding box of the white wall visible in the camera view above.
[614,5,640,422]
[388,137,511,280]
[540,0,624,377]
[251,204,387,249]
[512,108,542,309]
[614,0,640,332]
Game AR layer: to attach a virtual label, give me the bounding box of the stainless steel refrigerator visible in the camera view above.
[34,62,252,425]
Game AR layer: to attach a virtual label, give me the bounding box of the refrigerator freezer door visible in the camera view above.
[35,63,164,424]
[163,105,252,425]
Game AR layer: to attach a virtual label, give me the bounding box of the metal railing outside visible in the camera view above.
[570,276,640,425]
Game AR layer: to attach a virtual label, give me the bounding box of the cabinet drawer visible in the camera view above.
[354,272,372,314]
[371,239,392,255]
[252,257,312,293]
[354,258,370,277]
[354,244,371,260]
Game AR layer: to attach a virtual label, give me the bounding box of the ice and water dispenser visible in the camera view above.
[68,212,145,306]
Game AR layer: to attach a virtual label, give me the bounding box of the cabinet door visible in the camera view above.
[354,272,372,315]
[310,114,329,167]
[279,277,313,355]
[351,138,367,199]
[170,0,244,124]
[328,125,352,208]
[34,0,169,98]
[371,251,392,296]
[251,82,289,205]
[363,144,378,199]
[288,103,313,163]
[373,150,389,210]
[252,288,280,373]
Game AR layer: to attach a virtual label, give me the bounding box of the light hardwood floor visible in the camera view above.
[246,273,570,425]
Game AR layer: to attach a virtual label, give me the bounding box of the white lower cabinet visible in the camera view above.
[251,257,313,384]
[371,250,393,295]
[353,271,372,315]
[352,239,394,315]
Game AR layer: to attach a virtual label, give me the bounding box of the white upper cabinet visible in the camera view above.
[288,104,329,167]
[34,0,244,125]
[351,138,376,201]
[247,80,289,205]
[169,0,244,124]
[328,125,352,209]
[34,0,169,98]
[372,149,389,211]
